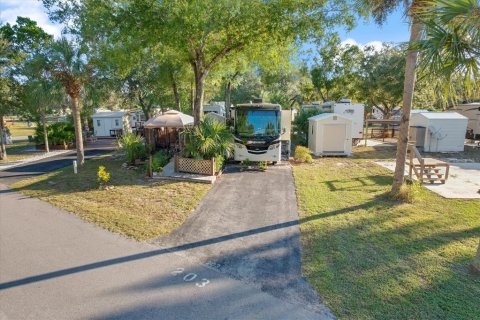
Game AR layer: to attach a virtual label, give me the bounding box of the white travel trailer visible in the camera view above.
[204,102,226,117]
[93,110,131,137]
[308,113,353,156]
[410,112,468,152]
[453,103,480,139]
[333,103,365,140]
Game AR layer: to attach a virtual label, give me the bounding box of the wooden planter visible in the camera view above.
[174,155,215,176]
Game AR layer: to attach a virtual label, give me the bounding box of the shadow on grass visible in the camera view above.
[351,146,397,160]
[324,175,391,192]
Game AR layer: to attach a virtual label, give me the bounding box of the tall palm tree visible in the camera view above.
[47,38,91,165]
[416,0,480,274]
[360,0,429,193]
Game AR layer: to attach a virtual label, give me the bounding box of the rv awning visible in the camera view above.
[144,110,194,128]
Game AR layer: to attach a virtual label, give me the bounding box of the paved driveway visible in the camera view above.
[0,165,333,319]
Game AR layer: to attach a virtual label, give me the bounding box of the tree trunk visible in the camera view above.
[225,71,239,119]
[71,96,85,165]
[138,94,152,120]
[192,65,207,125]
[171,72,181,111]
[470,240,480,274]
[391,16,423,194]
[225,80,232,119]
[190,79,194,114]
[41,111,50,153]
[0,114,6,161]
[83,117,89,133]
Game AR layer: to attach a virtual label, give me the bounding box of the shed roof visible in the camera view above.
[418,112,467,120]
[93,111,127,118]
[308,113,352,122]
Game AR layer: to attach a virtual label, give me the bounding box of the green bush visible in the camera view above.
[34,122,75,146]
[182,118,234,160]
[152,151,170,172]
[292,108,325,146]
[117,133,146,165]
[215,155,225,173]
[294,145,313,163]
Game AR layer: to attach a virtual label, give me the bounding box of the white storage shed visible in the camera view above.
[93,110,131,137]
[308,113,353,156]
[409,112,468,152]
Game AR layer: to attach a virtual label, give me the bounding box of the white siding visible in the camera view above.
[424,119,467,152]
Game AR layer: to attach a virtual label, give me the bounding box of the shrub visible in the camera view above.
[294,145,313,163]
[97,166,110,188]
[117,133,146,165]
[292,108,324,146]
[215,154,225,173]
[35,122,75,146]
[182,118,234,160]
[258,161,268,171]
[152,151,170,173]
[392,181,425,203]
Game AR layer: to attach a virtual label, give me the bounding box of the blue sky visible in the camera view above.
[1,1,411,53]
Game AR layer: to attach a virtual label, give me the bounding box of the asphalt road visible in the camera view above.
[0,160,333,319]
[0,142,114,186]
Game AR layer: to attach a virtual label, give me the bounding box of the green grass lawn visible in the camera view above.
[6,121,36,137]
[12,155,211,240]
[293,147,480,320]
[0,140,40,163]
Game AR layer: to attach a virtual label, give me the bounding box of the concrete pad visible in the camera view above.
[364,138,397,147]
[155,160,217,184]
[376,161,480,199]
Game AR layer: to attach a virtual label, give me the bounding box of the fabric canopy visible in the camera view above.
[144,110,194,128]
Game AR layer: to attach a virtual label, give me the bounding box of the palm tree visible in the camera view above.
[47,38,91,165]
[418,0,480,274]
[360,0,429,193]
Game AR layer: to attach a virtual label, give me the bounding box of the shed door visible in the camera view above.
[323,124,346,152]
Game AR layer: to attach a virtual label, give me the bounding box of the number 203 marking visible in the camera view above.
[171,268,210,288]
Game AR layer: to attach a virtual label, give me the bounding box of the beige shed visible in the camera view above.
[308,113,353,156]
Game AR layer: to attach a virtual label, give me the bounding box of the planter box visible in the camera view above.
[175,155,215,176]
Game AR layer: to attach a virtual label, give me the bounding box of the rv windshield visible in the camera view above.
[235,109,281,138]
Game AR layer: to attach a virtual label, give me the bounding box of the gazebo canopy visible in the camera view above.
[144,110,194,128]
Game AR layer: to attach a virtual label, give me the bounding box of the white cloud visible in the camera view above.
[340,38,384,53]
[0,0,62,38]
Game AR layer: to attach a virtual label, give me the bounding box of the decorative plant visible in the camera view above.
[152,150,170,173]
[34,122,75,146]
[182,118,234,160]
[97,166,111,189]
[292,108,324,146]
[258,161,268,171]
[117,133,146,165]
[294,145,313,163]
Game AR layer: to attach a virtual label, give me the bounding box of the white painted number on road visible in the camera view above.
[171,267,184,275]
[171,268,210,288]
[195,279,210,288]
[183,273,197,282]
